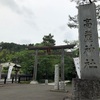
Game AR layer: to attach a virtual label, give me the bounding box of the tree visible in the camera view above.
[0,41,77,80]
[10,50,35,74]
[68,0,100,28]
[37,55,61,82]
[64,56,76,80]
[1,42,27,52]
[42,33,56,46]
[0,49,11,63]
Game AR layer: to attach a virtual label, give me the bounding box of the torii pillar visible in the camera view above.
[30,50,38,84]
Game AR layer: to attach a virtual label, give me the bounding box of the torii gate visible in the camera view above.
[28,44,75,86]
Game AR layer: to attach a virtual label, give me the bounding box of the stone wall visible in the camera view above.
[72,79,100,100]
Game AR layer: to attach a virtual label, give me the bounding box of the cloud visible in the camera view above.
[0,0,22,14]
[20,39,32,44]
[0,0,34,16]
[22,6,34,18]
[0,0,36,27]
[59,25,67,32]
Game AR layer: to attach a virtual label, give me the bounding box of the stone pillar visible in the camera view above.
[30,50,38,84]
[72,3,100,100]
[79,3,100,79]
[54,64,59,90]
[45,79,48,85]
[33,50,38,81]
[60,49,65,90]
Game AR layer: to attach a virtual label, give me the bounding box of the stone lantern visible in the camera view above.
[13,64,21,83]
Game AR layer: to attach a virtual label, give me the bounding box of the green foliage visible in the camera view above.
[68,0,100,28]
[1,42,27,52]
[10,50,35,74]
[0,40,77,81]
[64,56,76,80]
[37,55,61,81]
[2,67,9,73]
[0,49,12,63]
[42,33,55,46]
[71,0,97,5]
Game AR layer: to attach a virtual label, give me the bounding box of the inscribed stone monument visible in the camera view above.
[79,3,100,79]
[72,3,100,100]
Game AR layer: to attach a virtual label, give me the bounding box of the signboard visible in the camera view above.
[73,57,81,79]
[7,66,13,79]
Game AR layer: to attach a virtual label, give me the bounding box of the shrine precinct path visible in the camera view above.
[0,84,68,100]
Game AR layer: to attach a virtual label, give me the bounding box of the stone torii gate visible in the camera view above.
[28,44,75,87]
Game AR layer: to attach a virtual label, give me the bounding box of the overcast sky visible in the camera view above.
[0,0,78,45]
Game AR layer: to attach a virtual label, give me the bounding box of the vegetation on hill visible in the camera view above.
[0,34,77,81]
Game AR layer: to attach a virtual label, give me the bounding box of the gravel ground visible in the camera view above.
[0,83,72,100]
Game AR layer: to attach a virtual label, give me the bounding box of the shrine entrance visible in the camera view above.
[28,44,75,89]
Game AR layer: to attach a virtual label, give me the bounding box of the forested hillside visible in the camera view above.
[0,34,77,81]
[0,42,27,52]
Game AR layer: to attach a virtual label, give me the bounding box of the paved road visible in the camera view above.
[0,84,69,100]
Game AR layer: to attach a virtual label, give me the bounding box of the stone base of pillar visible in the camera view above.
[7,79,11,81]
[72,78,100,100]
[54,83,59,90]
[45,79,48,85]
[59,81,65,90]
[30,80,38,84]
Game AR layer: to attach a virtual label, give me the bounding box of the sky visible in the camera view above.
[0,0,78,45]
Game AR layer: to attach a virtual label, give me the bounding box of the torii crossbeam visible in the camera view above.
[28,44,75,50]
